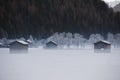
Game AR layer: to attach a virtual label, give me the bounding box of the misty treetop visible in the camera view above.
[0,0,120,39]
[1,32,120,48]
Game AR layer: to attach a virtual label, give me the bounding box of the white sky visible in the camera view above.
[103,0,120,2]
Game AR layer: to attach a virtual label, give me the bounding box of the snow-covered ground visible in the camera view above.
[0,48,120,80]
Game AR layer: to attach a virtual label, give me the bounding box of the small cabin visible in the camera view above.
[9,40,29,53]
[26,39,33,47]
[0,43,8,48]
[0,43,5,48]
[26,40,32,44]
[94,40,111,53]
[45,41,57,49]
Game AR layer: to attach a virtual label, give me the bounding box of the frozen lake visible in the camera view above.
[0,48,120,80]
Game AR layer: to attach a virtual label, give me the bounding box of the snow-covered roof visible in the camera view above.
[17,40,29,45]
[10,40,29,45]
[26,39,32,43]
[47,41,57,45]
[95,40,111,44]
[101,40,111,44]
[0,43,4,45]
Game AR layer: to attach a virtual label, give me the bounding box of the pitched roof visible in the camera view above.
[26,39,32,43]
[10,40,29,45]
[0,43,4,45]
[94,40,111,44]
[47,41,57,45]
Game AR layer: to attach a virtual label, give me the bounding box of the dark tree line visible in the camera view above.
[0,0,120,39]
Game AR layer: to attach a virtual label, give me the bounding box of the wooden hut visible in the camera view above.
[9,40,29,53]
[94,40,111,53]
[0,43,8,48]
[45,41,57,49]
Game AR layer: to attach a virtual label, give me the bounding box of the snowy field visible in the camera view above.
[0,48,120,80]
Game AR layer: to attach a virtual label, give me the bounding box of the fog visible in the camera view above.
[0,48,120,80]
